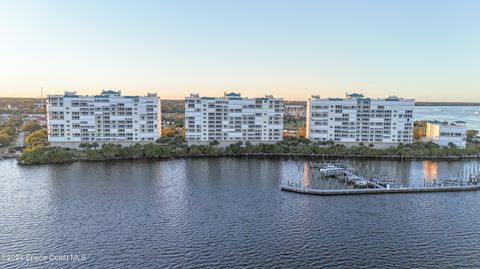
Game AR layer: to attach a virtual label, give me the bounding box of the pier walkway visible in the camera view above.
[280,184,480,196]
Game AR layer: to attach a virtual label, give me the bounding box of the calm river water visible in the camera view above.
[1,158,480,268]
[415,106,480,130]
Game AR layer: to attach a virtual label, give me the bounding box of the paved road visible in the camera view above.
[15,132,25,148]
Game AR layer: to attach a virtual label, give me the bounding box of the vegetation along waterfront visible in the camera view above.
[17,135,480,165]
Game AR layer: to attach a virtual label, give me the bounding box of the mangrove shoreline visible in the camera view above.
[16,137,480,165]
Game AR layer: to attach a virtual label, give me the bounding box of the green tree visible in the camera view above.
[467,130,478,139]
[0,133,12,146]
[21,120,41,132]
[17,146,75,164]
[25,128,48,147]
[100,143,122,159]
[92,142,99,149]
[209,140,220,146]
[0,127,15,136]
[5,116,22,128]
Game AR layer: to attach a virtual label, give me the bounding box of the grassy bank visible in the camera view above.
[16,137,480,165]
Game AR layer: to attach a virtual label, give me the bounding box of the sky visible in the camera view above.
[0,0,479,101]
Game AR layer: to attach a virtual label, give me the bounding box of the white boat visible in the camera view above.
[319,165,344,177]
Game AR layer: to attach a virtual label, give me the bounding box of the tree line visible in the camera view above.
[17,136,480,165]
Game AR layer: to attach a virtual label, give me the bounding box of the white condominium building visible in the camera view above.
[306,93,414,147]
[425,120,467,148]
[47,90,161,148]
[185,92,283,145]
[284,104,306,118]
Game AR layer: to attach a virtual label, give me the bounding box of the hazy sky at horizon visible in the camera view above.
[1,0,479,101]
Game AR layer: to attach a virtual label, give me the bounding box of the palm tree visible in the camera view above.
[92,142,99,149]
[84,142,92,151]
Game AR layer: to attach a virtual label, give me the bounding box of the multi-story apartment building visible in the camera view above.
[284,103,306,118]
[185,92,283,145]
[47,90,161,148]
[425,120,467,148]
[306,93,414,147]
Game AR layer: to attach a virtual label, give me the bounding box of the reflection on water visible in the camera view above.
[1,158,480,268]
[282,159,480,189]
[302,162,310,189]
[423,161,438,181]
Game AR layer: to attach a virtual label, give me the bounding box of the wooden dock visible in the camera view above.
[280,184,480,196]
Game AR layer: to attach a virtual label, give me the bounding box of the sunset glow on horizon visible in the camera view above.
[1,0,479,101]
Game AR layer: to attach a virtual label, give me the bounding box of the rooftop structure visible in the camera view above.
[184,92,284,146]
[46,90,161,148]
[306,93,414,147]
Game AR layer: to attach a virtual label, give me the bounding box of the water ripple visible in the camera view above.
[0,158,479,268]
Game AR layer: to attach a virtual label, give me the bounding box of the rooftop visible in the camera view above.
[189,93,281,100]
[224,92,241,97]
[100,90,121,96]
[49,90,157,98]
[311,93,413,102]
[346,93,364,99]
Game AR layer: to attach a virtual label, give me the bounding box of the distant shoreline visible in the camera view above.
[415,102,480,106]
[1,97,480,107]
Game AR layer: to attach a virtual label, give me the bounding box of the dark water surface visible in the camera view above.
[1,158,480,268]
